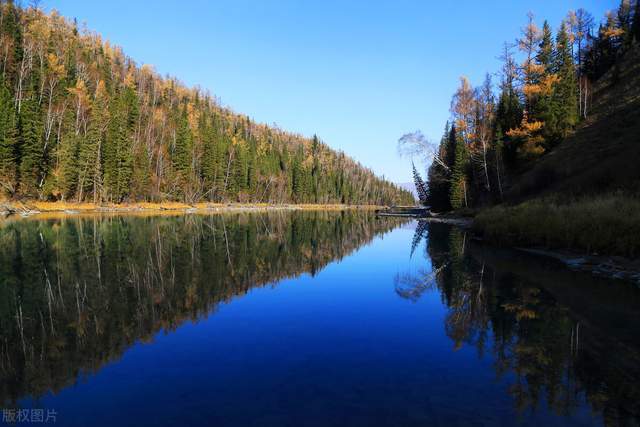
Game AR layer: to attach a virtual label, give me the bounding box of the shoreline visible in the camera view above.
[0,201,385,219]
[388,208,640,286]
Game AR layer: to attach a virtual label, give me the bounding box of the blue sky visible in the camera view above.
[48,0,616,182]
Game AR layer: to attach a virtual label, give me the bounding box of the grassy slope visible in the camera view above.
[475,45,640,257]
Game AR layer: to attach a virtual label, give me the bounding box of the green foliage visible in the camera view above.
[0,80,18,195]
[423,1,639,214]
[550,23,578,140]
[426,123,455,211]
[17,97,43,196]
[449,133,469,209]
[104,88,134,202]
[77,83,108,202]
[0,3,413,206]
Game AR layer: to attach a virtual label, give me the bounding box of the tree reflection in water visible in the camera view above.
[398,220,640,425]
[0,211,405,406]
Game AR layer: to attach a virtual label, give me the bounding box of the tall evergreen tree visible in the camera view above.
[77,81,108,202]
[412,162,428,206]
[104,89,134,202]
[426,123,453,212]
[0,80,18,195]
[633,0,640,42]
[173,106,193,199]
[449,132,469,209]
[17,97,43,196]
[552,22,578,140]
[534,20,555,133]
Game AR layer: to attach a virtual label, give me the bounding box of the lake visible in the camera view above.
[0,211,638,426]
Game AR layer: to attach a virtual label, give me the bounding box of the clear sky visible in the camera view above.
[47,0,616,183]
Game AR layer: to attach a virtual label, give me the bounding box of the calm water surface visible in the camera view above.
[0,211,639,426]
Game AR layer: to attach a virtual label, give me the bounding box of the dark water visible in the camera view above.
[0,211,639,426]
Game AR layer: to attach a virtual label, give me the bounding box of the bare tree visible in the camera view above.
[398,131,450,173]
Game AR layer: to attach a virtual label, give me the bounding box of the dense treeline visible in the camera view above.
[0,211,405,403]
[408,1,639,211]
[0,2,413,205]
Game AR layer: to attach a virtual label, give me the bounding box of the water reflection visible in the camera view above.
[400,221,640,425]
[0,211,404,405]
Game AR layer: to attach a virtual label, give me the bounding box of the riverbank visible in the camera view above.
[0,200,384,218]
[376,197,640,285]
[469,193,640,285]
[473,194,640,259]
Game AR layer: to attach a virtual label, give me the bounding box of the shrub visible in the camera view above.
[473,193,640,257]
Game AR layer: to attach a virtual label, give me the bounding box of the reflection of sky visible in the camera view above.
[21,221,599,426]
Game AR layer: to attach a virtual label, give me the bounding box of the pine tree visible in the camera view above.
[1,0,23,85]
[534,20,556,133]
[201,118,217,200]
[291,146,305,202]
[552,22,578,139]
[173,106,193,198]
[104,89,133,202]
[633,0,640,42]
[0,4,414,206]
[77,81,108,202]
[0,80,18,195]
[618,0,633,49]
[412,162,428,206]
[58,133,79,200]
[17,97,43,197]
[536,21,554,72]
[449,132,469,209]
[426,123,453,212]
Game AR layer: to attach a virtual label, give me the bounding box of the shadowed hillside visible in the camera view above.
[506,45,640,200]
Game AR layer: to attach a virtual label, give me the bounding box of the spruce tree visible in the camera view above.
[58,132,79,200]
[291,146,305,202]
[18,97,43,197]
[77,81,108,202]
[535,20,555,131]
[412,162,428,206]
[552,23,578,139]
[426,123,452,211]
[0,80,18,195]
[633,0,640,42]
[104,91,133,202]
[449,133,469,209]
[173,106,193,196]
[201,118,217,200]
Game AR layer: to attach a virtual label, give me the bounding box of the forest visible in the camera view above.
[0,1,413,206]
[408,0,639,213]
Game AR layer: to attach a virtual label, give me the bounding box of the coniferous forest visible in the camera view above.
[0,2,413,206]
[408,0,639,213]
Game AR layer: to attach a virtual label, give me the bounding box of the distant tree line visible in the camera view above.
[0,1,413,205]
[404,0,639,211]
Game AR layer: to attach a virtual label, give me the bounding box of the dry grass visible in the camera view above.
[0,200,383,217]
[474,193,640,258]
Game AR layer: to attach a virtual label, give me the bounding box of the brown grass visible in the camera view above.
[0,200,384,217]
[474,193,640,258]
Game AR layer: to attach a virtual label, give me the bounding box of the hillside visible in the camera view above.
[506,44,640,200]
[475,44,640,258]
[413,2,640,258]
[0,3,413,206]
